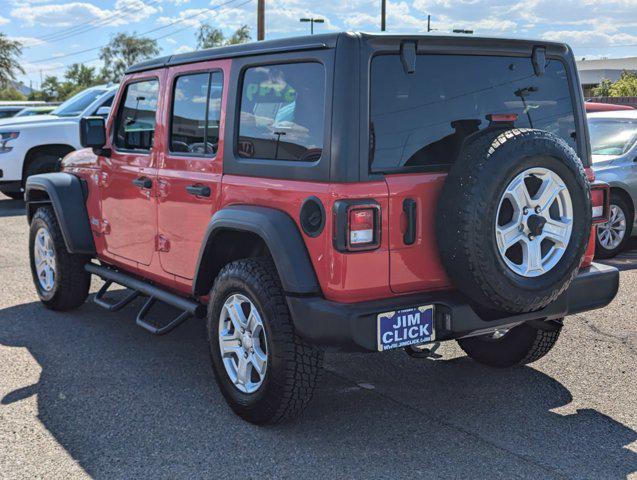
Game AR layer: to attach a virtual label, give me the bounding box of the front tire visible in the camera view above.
[29,206,91,310]
[457,321,562,368]
[207,257,322,424]
[595,193,633,259]
[0,189,23,200]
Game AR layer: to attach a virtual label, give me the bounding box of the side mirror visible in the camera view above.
[95,106,111,118]
[80,116,106,148]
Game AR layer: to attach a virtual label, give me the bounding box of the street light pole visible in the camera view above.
[381,0,386,32]
[257,0,265,40]
[300,17,324,35]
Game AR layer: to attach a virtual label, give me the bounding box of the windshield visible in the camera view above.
[51,88,107,117]
[370,55,578,172]
[588,118,637,157]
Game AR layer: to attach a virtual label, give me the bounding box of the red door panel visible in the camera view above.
[157,61,229,280]
[99,72,165,266]
[385,173,452,294]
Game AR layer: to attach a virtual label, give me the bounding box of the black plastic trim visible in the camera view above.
[192,205,320,296]
[287,262,619,352]
[25,173,96,255]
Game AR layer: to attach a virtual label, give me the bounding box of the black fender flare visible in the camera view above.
[193,205,320,296]
[25,173,96,255]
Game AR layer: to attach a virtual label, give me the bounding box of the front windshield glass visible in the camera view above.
[588,118,637,157]
[51,88,107,117]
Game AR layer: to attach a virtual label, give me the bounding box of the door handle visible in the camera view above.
[403,198,417,245]
[186,184,211,197]
[133,176,152,189]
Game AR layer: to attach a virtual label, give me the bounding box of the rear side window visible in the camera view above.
[370,55,577,172]
[237,62,325,162]
[170,71,223,155]
[114,79,159,151]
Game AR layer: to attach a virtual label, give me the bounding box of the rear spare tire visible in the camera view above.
[436,129,591,313]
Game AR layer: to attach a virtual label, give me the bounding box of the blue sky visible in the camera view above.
[3,0,637,87]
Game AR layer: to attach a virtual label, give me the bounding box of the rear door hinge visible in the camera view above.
[90,217,110,235]
[156,234,170,253]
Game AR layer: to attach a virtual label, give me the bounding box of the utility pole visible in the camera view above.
[381,0,386,32]
[257,0,265,41]
[300,17,324,35]
[427,14,431,32]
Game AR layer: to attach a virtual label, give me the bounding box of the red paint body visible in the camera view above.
[62,62,599,305]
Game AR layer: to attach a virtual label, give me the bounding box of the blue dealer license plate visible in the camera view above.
[377,305,435,352]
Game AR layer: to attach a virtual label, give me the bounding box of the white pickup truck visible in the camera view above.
[0,84,118,199]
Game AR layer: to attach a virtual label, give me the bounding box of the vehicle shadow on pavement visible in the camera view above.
[0,198,25,218]
[600,238,637,272]
[0,297,635,479]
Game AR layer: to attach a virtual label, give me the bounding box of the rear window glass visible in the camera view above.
[114,79,159,151]
[237,62,325,162]
[370,55,577,173]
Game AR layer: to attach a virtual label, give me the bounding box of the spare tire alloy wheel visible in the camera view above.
[597,204,627,252]
[218,293,268,393]
[496,167,573,277]
[436,129,592,313]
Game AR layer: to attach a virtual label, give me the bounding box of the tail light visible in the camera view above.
[333,200,381,252]
[590,182,610,224]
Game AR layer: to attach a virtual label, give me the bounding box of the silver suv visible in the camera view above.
[589,109,637,257]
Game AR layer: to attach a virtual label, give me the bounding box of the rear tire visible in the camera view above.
[29,206,91,310]
[457,321,562,368]
[207,257,322,424]
[595,193,633,259]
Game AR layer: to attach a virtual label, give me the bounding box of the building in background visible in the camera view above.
[576,57,637,98]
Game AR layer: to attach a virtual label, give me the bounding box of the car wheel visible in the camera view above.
[29,206,91,310]
[24,154,61,184]
[457,321,562,368]
[595,194,633,259]
[207,257,322,424]
[436,128,592,313]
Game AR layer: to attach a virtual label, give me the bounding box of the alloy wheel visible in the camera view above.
[218,293,268,394]
[33,227,56,292]
[495,167,573,277]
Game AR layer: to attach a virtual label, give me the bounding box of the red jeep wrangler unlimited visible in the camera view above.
[25,33,618,424]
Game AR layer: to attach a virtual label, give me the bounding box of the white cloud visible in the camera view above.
[11,0,160,28]
[173,44,194,54]
[0,16,9,25]
[8,36,45,47]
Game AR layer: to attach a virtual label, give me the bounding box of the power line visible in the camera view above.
[24,0,254,74]
[29,0,163,45]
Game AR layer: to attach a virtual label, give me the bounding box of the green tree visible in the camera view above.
[227,25,251,45]
[100,33,159,83]
[0,86,26,101]
[609,71,637,97]
[40,75,62,102]
[591,78,612,97]
[65,63,97,89]
[196,25,225,49]
[0,33,24,88]
[195,24,251,50]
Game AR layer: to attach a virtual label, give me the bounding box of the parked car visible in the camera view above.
[585,102,634,113]
[0,105,26,119]
[24,33,618,424]
[0,84,117,199]
[588,110,637,257]
[14,106,57,117]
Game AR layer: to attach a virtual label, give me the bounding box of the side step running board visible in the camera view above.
[86,263,206,335]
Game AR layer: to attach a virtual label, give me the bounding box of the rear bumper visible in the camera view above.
[287,262,619,352]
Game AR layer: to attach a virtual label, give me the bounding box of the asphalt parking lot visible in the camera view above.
[0,193,635,479]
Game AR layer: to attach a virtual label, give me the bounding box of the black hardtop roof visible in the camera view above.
[125,32,570,74]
